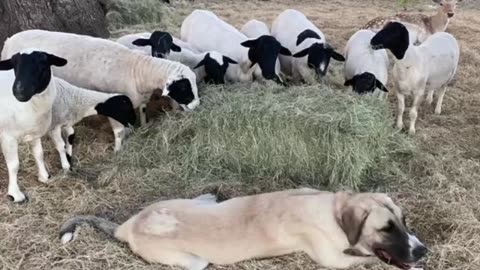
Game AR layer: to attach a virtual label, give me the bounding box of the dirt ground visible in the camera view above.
[0,0,479,270]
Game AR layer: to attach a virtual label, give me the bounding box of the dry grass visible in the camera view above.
[1,0,480,270]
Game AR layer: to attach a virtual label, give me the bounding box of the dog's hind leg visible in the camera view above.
[183,255,209,270]
[193,193,218,204]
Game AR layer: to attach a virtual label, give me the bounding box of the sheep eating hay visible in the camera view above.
[2,29,200,151]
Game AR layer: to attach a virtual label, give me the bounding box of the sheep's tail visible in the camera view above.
[59,215,119,244]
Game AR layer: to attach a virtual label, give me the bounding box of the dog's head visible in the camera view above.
[334,192,427,269]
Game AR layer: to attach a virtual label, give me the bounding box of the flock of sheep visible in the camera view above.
[0,0,462,209]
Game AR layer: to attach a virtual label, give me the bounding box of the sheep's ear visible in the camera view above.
[46,53,68,67]
[171,43,182,52]
[344,78,354,86]
[329,48,346,62]
[280,46,292,56]
[375,79,388,92]
[132,38,152,47]
[193,59,205,69]
[0,58,13,70]
[241,39,258,48]
[224,56,238,64]
[293,48,309,58]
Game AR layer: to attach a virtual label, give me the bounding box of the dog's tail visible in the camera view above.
[59,215,119,244]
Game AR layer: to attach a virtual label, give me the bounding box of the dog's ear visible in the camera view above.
[334,192,369,246]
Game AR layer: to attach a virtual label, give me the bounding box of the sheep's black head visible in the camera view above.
[344,72,388,95]
[293,43,345,76]
[0,50,67,102]
[194,52,238,84]
[370,22,410,60]
[162,76,199,111]
[132,31,181,58]
[95,95,136,127]
[241,35,291,84]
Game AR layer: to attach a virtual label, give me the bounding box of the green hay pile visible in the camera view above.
[99,83,413,192]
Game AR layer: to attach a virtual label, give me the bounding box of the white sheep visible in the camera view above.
[49,78,136,171]
[271,9,345,83]
[181,9,291,84]
[370,22,460,134]
[0,49,67,203]
[343,29,389,97]
[117,31,238,85]
[2,29,200,151]
[168,49,238,85]
[240,19,284,84]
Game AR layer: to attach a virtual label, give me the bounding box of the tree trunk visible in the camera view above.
[0,0,110,53]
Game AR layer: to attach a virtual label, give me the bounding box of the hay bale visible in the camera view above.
[105,83,413,190]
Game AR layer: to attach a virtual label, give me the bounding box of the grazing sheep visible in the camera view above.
[118,32,238,85]
[49,78,136,171]
[241,19,285,84]
[0,49,67,203]
[181,9,291,84]
[117,31,181,58]
[271,9,345,83]
[343,29,389,96]
[168,49,238,85]
[2,29,200,151]
[370,22,460,134]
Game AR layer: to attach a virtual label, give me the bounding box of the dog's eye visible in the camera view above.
[380,221,395,233]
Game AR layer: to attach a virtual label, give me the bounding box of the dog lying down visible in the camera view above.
[60,188,427,270]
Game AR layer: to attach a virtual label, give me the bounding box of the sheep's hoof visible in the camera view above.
[6,192,28,204]
[38,175,52,184]
[408,129,416,136]
[434,109,442,115]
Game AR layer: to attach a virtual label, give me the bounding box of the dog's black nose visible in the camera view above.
[412,245,428,260]
[448,13,454,18]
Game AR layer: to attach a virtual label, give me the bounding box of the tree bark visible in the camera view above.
[0,0,110,53]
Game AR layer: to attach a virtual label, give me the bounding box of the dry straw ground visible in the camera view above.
[1,0,480,270]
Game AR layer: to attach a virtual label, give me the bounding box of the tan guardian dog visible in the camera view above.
[60,188,427,270]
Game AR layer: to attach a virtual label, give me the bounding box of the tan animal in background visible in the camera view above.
[362,0,463,44]
[59,188,427,270]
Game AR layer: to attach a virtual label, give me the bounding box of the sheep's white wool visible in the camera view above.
[181,10,256,82]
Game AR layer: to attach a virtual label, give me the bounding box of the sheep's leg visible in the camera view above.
[1,137,26,203]
[139,103,147,126]
[109,118,125,152]
[30,138,50,183]
[408,94,422,135]
[396,92,405,130]
[426,88,435,105]
[64,126,75,157]
[49,127,71,171]
[435,86,448,115]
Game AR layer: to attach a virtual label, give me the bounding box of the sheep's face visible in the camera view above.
[370,22,409,60]
[162,76,196,111]
[132,31,181,58]
[344,72,388,95]
[95,95,136,127]
[293,43,345,76]
[0,50,67,102]
[194,52,238,85]
[241,35,291,84]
